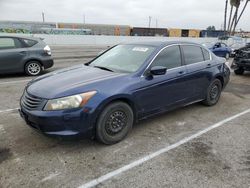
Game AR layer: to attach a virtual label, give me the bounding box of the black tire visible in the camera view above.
[202,79,222,106]
[25,61,42,76]
[234,68,244,75]
[96,102,134,145]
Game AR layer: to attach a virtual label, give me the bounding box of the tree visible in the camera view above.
[224,0,249,35]
[207,26,216,31]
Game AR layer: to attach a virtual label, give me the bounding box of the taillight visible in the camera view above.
[44,45,51,56]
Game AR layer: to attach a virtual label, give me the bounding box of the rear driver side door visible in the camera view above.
[181,45,211,99]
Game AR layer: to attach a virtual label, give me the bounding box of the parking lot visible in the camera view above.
[0,46,250,188]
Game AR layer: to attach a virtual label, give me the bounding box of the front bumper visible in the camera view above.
[231,59,250,70]
[19,107,94,137]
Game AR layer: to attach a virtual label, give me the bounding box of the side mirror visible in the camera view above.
[150,66,167,76]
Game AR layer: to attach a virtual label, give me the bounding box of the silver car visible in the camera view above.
[0,36,53,76]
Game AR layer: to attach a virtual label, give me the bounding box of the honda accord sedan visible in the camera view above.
[0,36,53,76]
[19,41,230,144]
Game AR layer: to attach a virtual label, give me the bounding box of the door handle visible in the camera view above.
[206,63,211,68]
[178,71,185,75]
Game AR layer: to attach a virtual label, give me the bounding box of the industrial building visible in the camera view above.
[130,27,168,36]
[0,20,248,38]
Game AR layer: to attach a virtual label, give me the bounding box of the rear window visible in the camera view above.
[202,48,211,61]
[182,45,204,65]
[22,39,38,47]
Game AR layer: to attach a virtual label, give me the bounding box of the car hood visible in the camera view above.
[27,64,124,99]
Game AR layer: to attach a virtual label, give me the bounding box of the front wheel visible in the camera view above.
[202,79,222,106]
[25,61,42,76]
[96,102,134,145]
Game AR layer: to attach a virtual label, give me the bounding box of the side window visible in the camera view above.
[152,46,182,69]
[202,48,211,61]
[0,38,22,49]
[0,38,15,49]
[221,43,227,48]
[13,38,22,48]
[22,39,38,47]
[182,45,204,65]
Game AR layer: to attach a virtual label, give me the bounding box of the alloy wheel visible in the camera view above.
[27,63,41,75]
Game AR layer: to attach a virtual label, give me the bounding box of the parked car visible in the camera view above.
[19,41,230,145]
[204,42,232,59]
[0,36,53,76]
[229,42,249,57]
[231,43,250,75]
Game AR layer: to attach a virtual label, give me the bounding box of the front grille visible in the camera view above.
[21,91,44,111]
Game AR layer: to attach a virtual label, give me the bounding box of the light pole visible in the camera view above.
[83,13,86,24]
[42,12,45,22]
[148,16,152,28]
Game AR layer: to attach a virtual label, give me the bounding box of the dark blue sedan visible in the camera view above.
[19,41,230,144]
[205,42,232,59]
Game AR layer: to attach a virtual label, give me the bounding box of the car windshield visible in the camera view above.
[89,44,155,73]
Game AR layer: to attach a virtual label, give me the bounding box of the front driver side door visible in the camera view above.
[134,45,191,117]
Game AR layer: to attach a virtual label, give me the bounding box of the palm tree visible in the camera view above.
[224,0,228,32]
[226,0,249,35]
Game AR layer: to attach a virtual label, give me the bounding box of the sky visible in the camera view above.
[0,0,250,31]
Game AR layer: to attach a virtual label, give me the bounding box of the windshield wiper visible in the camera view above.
[94,66,114,72]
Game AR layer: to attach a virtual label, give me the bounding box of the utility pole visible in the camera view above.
[148,16,152,28]
[83,13,86,24]
[42,12,45,22]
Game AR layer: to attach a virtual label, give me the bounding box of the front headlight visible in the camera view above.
[44,91,97,111]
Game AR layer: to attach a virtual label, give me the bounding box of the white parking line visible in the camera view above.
[0,108,19,113]
[79,108,250,188]
[0,79,31,85]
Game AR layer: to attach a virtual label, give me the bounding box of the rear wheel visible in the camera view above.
[202,79,222,106]
[234,68,244,75]
[25,61,42,76]
[96,102,134,145]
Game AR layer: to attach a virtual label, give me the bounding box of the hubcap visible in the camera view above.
[28,63,40,75]
[210,84,219,100]
[105,111,127,135]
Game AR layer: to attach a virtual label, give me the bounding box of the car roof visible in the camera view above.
[121,41,202,47]
[0,35,42,41]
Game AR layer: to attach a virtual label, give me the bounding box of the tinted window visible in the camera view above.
[202,48,210,61]
[22,39,38,47]
[152,46,182,69]
[0,38,22,49]
[182,45,204,65]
